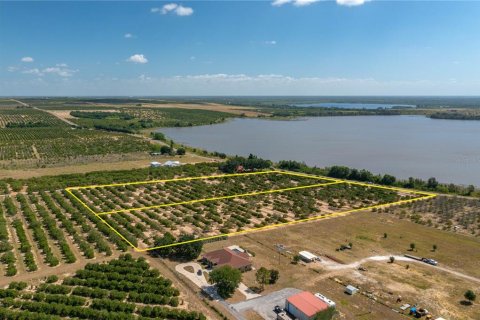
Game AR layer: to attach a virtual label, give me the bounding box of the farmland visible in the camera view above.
[68,107,233,133]
[387,195,480,236]
[0,162,479,319]
[0,254,206,319]
[0,106,153,169]
[67,170,423,250]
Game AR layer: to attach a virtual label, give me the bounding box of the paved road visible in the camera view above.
[232,288,301,320]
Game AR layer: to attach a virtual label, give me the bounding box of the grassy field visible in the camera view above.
[201,210,480,320]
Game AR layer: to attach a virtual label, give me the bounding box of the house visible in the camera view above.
[285,291,332,320]
[150,161,161,168]
[164,160,181,167]
[345,285,359,295]
[299,251,318,263]
[202,248,252,272]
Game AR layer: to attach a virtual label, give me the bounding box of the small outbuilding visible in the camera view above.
[345,285,359,295]
[150,161,161,168]
[164,160,181,167]
[298,251,318,263]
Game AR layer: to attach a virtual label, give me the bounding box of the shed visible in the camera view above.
[345,285,359,295]
[299,251,317,263]
[164,160,181,167]
[150,161,161,168]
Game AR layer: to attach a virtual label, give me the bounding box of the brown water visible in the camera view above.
[160,116,480,186]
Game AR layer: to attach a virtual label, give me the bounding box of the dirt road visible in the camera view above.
[320,255,480,284]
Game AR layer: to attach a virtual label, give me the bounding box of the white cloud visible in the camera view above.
[21,56,34,63]
[189,56,196,61]
[124,33,133,38]
[152,3,194,16]
[336,0,369,6]
[7,66,18,72]
[265,40,277,45]
[272,0,293,6]
[174,5,194,16]
[162,3,178,13]
[22,68,42,76]
[127,54,148,64]
[273,0,369,7]
[272,0,319,7]
[21,65,77,77]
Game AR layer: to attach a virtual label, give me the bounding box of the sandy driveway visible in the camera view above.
[175,262,261,300]
[320,255,480,284]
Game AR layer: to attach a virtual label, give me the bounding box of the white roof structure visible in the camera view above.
[164,160,181,167]
[299,251,317,261]
[315,293,336,308]
[150,161,161,167]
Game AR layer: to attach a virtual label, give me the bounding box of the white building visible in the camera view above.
[345,285,359,295]
[150,161,161,168]
[314,293,336,308]
[164,160,181,167]
[298,251,318,263]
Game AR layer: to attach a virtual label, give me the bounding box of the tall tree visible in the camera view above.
[209,266,242,299]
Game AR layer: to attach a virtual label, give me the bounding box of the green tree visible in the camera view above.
[432,244,437,252]
[151,132,166,141]
[152,232,176,257]
[160,146,172,155]
[269,269,280,284]
[383,232,388,239]
[209,265,242,299]
[427,177,439,189]
[381,174,396,185]
[328,166,350,179]
[173,234,203,261]
[410,243,416,251]
[176,148,186,156]
[464,290,476,304]
[389,256,395,263]
[255,267,270,290]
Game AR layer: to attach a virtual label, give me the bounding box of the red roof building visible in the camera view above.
[202,248,252,272]
[285,291,330,320]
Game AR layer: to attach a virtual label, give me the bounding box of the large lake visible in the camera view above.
[160,116,480,186]
[293,102,415,109]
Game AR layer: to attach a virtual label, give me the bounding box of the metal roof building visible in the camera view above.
[285,291,329,320]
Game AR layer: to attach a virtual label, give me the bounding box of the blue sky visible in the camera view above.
[1,0,480,96]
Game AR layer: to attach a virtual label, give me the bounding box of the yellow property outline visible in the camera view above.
[65,170,436,252]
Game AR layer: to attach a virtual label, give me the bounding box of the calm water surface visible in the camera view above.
[161,116,480,186]
[293,102,415,109]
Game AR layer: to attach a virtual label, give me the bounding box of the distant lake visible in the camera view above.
[293,102,415,109]
[160,116,480,186]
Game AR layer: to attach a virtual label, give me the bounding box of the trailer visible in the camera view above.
[404,254,422,261]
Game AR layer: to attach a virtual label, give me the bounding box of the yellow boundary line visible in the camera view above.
[65,170,436,252]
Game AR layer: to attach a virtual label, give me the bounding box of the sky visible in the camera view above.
[1,0,480,96]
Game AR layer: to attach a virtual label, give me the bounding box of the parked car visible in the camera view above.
[422,258,438,266]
